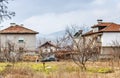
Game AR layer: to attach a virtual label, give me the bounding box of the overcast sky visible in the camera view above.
[1,0,120,34]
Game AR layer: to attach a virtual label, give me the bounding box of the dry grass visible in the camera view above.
[0,61,120,78]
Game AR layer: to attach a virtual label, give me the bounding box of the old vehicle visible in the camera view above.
[41,57,59,62]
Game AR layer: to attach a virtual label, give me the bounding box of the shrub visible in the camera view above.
[0,66,34,77]
[97,68,113,73]
[87,67,114,73]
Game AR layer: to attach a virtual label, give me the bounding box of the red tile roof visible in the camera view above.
[39,41,57,48]
[0,25,38,34]
[91,22,114,28]
[100,23,120,32]
[83,22,120,36]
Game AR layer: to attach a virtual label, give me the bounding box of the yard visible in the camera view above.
[0,61,120,78]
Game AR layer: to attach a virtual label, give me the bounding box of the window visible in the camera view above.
[97,36,101,42]
[19,40,24,43]
[93,28,98,32]
[18,37,24,43]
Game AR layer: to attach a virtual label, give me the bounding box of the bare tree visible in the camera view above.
[37,38,47,58]
[111,40,120,61]
[0,0,15,23]
[54,36,73,60]
[66,25,100,71]
[0,40,26,63]
[0,0,15,60]
[55,35,70,49]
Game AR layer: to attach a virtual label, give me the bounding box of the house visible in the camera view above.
[0,23,38,53]
[39,41,74,60]
[75,20,120,59]
[39,41,57,58]
[55,45,74,59]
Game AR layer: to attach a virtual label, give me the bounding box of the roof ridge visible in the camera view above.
[92,22,113,28]
[39,41,57,48]
[15,25,37,32]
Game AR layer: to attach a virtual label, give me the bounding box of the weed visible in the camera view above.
[87,67,114,73]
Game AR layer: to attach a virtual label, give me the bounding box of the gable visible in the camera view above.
[39,42,57,48]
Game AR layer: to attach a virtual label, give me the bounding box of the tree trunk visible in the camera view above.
[81,63,86,71]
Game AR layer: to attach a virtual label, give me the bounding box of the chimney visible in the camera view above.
[10,23,16,26]
[79,30,83,34]
[97,19,103,24]
[20,24,24,26]
[49,41,51,43]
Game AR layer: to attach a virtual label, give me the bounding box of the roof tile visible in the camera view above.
[83,22,120,36]
[0,25,38,34]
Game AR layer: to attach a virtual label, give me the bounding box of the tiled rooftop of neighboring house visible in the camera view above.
[83,21,120,36]
[0,23,38,34]
[100,23,120,32]
[91,22,114,28]
[39,41,57,48]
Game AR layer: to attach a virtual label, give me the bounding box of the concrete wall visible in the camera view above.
[100,32,120,58]
[40,46,56,53]
[0,34,37,51]
[101,32,120,46]
[100,47,117,59]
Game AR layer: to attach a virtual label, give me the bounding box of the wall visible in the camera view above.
[93,27,98,32]
[100,32,120,58]
[101,32,120,46]
[100,47,120,59]
[0,34,37,52]
[40,46,56,53]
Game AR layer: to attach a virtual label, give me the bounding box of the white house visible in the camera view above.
[0,23,38,52]
[82,20,120,58]
[39,41,57,58]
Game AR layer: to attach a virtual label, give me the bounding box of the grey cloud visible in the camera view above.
[7,0,120,24]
